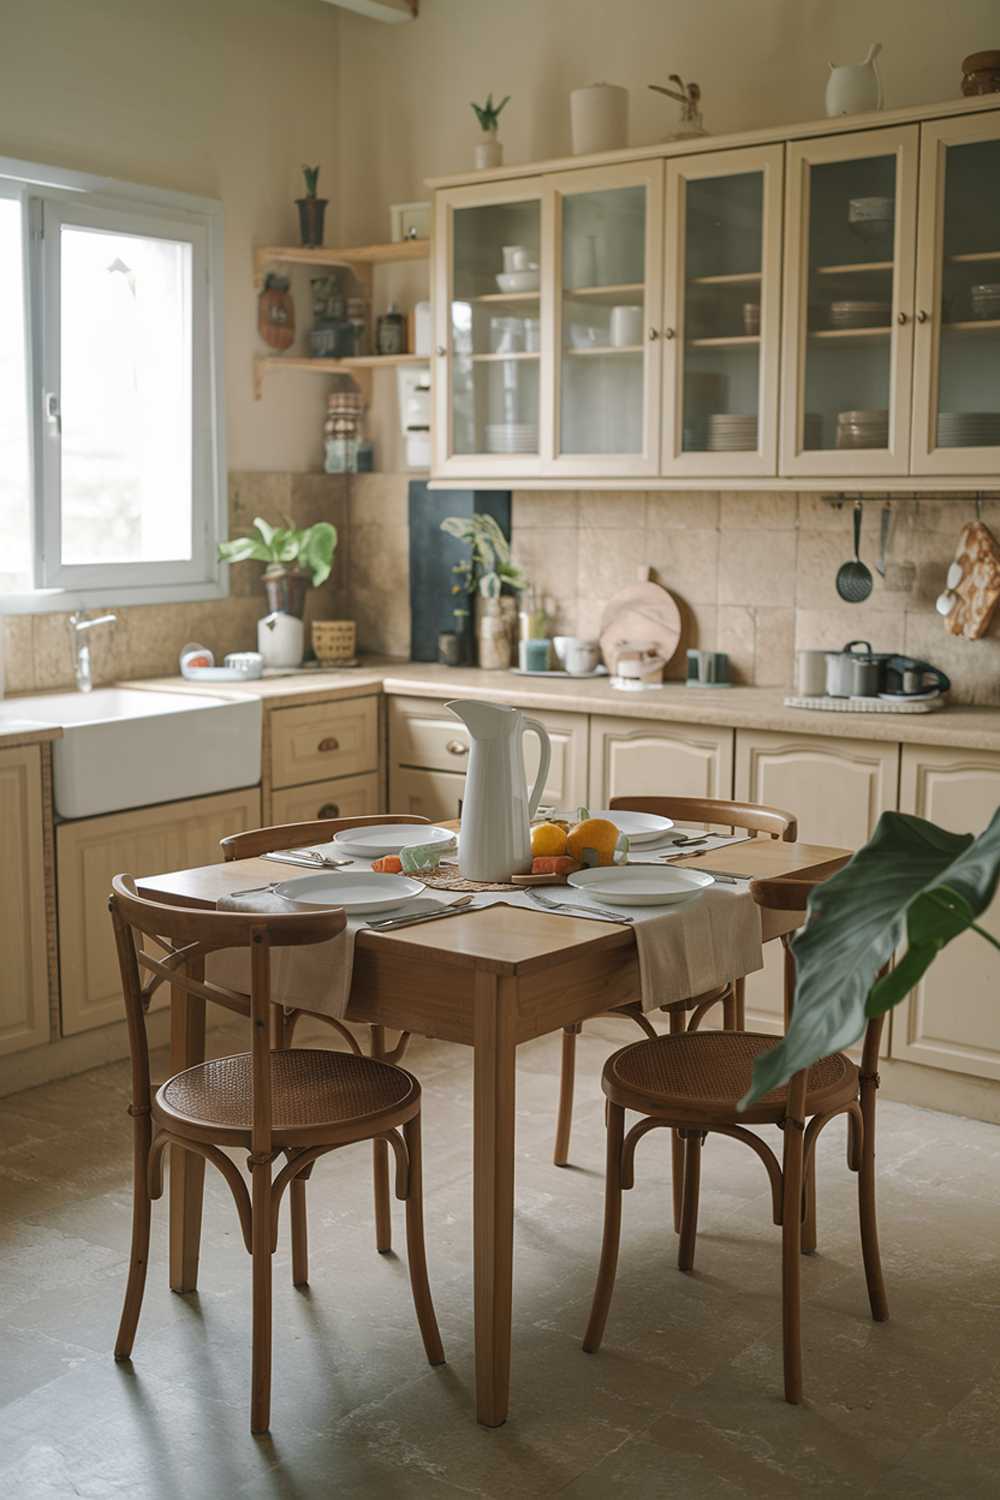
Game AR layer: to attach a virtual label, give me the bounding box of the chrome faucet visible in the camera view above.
[68,611,118,694]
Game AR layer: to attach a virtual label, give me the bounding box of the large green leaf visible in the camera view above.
[217,535,271,565]
[297,522,337,587]
[739,809,1000,1109]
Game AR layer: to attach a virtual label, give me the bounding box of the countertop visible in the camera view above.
[123,660,1000,752]
[0,720,63,749]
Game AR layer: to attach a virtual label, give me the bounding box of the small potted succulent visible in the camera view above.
[296,164,327,248]
[219,516,337,619]
[471,93,510,169]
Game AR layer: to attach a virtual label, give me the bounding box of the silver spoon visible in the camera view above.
[836,502,873,604]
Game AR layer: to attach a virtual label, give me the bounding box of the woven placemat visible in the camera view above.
[421,870,518,893]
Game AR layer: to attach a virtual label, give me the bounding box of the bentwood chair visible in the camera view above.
[109,874,444,1434]
[582,871,888,1404]
[219,814,431,1258]
[553,796,797,1232]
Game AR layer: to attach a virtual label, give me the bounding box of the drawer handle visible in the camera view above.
[317,737,340,753]
[446,738,468,756]
[318,802,340,819]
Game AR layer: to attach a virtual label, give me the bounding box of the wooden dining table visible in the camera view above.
[138,836,850,1428]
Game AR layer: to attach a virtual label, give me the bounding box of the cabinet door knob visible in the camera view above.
[916,310,929,324]
[445,738,468,756]
[663,327,675,340]
[317,736,340,753]
[648,327,660,341]
[318,802,340,819]
[897,311,907,325]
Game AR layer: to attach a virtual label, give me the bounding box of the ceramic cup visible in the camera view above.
[519,638,551,672]
[551,635,572,667]
[796,649,828,695]
[565,638,601,675]
[502,245,531,273]
[610,305,643,348]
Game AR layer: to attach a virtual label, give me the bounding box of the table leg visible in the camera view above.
[169,968,206,1293]
[472,970,517,1427]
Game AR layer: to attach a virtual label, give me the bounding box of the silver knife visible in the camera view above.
[367,897,475,932]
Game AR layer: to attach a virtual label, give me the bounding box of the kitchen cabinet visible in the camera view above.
[911,112,1000,475]
[57,786,261,1036]
[0,745,51,1056]
[269,695,378,790]
[779,125,919,477]
[662,144,784,477]
[735,729,899,1032]
[388,695,589,818]
[270,772,381,826]
[550,161,663,476]
[588,715,733,807]
[891,745,1000,1079]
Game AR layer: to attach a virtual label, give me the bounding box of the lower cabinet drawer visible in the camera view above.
[270,773,381,825]
[389,696,472,774]
[388,765,465,823]
[270,696,378,789]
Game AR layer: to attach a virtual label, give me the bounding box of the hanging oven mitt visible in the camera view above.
[944,520,1000,641]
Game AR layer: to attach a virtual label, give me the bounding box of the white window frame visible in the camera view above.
[0,154,226,614]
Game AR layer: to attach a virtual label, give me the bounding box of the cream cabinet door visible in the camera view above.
[588,715,734,806]
[779,125,919,477]
[270,772,381,826]
[735,729,899,1032]
[0,745,50,1056]
[892,746,1000,1079]
[58,786,262,1035]
[388,766,465,824]
[911,112,1000,476]
[269,696,378,790]
[388,696,588,810]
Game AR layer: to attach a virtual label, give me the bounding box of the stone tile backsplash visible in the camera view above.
[5,471,1000,708]
[348,480,1000,706]
[1,473,349,694]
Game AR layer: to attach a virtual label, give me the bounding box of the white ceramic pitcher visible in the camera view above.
[446,700,551,881]
[825,43,883,117]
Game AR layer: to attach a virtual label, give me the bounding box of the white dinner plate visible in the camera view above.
[272,870,426,914]
[566,865,714,906]
[331,824,456,858]
[588,809,675,844]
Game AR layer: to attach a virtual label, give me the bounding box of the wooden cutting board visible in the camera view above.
[599,566,682,672]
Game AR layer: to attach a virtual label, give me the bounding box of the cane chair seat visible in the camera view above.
[604,1031,858,1127]
[154,1048,419,1148]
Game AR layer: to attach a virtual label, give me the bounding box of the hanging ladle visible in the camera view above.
[836,501,874,603]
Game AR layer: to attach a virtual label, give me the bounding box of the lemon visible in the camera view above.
[566,817,619,867]
[531,821,568,857]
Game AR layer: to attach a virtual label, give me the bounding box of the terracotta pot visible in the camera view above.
[296,197,328,248]
[263,567,309,620]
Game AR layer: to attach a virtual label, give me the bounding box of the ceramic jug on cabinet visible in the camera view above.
[825,42,883,116]
[446,700,551,881]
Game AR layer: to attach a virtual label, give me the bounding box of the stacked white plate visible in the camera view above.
[836,408,889,449]
[484,424,538,454]
[937,411,1000,448]
[706,413,758,451]
[829,300,891,330]
[970,283,1000,320]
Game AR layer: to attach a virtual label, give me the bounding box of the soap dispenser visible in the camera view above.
[376,301,406,356]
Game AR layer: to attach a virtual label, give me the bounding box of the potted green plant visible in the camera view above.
[440,512,526,669]
[471,93,510,169]
[296,164,328,248]
[740,809,1000,1110]
[218,516,337,619]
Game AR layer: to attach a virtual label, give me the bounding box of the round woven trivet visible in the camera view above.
[421,870,518,892]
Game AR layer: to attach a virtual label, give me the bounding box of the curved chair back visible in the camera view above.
[108,875,347,1163]
[609,795,796,841]
[220,813,431,862]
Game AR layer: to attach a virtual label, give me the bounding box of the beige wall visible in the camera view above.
[334,0,999,242]
[0,0,342,472]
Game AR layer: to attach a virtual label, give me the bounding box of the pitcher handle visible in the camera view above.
[521,717,552,820]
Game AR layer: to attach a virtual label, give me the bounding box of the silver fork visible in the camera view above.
[525,888,634,924]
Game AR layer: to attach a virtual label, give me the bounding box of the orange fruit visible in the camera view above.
[566,817,619,867]
[531,821,568,857]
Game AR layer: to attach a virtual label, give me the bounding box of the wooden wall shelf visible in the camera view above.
[253,352,428,400]
[253,238,429,287]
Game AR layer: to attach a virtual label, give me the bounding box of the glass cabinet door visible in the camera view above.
[432,183,551,476]
[780,126,918,476]
[549,163,662,475]
[912,114,1000,475]
[662,144,783,475]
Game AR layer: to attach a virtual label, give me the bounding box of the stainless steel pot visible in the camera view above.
[825,639,872,697]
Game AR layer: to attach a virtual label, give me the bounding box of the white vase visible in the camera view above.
[825,43,884,117]
[474,132,503,170]
[257,611,303,668]
[570,82,629,155]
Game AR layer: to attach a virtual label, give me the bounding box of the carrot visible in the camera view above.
[371,854,403,874]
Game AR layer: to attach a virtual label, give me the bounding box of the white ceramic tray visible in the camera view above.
[784,694,945,715]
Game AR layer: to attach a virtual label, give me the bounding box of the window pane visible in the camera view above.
[60,225,193,565]
[0,198,32,593]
